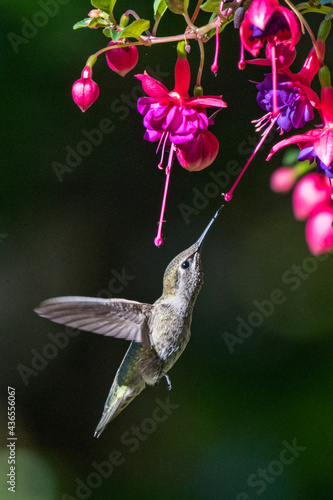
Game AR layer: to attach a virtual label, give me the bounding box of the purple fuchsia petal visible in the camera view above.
[143,129,162,142]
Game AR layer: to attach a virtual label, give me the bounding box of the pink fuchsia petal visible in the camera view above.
[72,69,99,112]
[106,42,139,77]
[321,86,333,125]
[143,129,162,142]
[313,129,333,167]
[265,41,296,70]
[305,207,333,255]
[298,41,325,86]
[246,0,279,32]
[137,96,160,115]
[292,173,331,220]
[240,19,264,56]
[176,130,219,171]
[186,96,227,108]
[270,166,297,192]
[173,58,190,98]
[275,6,301,47]
[300,85,320,109]
[135,72,170,99]
[266,129,324,160]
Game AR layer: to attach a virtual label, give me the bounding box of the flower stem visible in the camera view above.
[224,116,278,201]
[196,37,205,87]
[191,0,204,23]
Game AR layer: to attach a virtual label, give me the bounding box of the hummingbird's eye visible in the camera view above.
[181,260,190,269]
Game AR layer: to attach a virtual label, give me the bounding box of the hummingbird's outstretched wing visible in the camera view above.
[34,296,152,346]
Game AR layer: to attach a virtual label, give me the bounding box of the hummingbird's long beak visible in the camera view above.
[196,205,224,252]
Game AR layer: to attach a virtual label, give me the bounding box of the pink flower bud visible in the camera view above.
[72,66,99,112]
[176,130,219,172]
[88,10,101,18]
[292,173,331,220]
[270,166,297,193]
[105,42,139,77]
[306,207,333,255]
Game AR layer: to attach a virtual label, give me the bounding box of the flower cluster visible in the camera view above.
[70,0,333,252]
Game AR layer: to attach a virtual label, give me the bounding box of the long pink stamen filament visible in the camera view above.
[224,116,278,201]
[271,44,279,118]
[154,143,176,247]
[211,2,223,73]
[158,131,169,169]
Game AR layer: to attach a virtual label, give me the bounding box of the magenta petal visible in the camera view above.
[137,97,159,115]
[187,96,227,108]
[135,72,170,99]
[169,130,196,144]
[164,106,177,129]
[267,129,323,160]
[313,130,333,167]
[143,129,162,142]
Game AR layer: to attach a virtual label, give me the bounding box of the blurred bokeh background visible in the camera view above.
[1,1,333,499]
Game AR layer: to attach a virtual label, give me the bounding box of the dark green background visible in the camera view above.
[1,1,333,499]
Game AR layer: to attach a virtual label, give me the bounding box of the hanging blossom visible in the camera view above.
[136,43,227,246]
[239,0,301,66]
[255,43,323,133]
[221,0,303,203]
[267,65,333,179]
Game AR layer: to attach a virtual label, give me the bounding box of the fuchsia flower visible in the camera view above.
[292,173,331,220]
[240,0,301,58]
[306,208,333,255]
[256,44,323,133]
[136,45,226,245]
[267,66,333,178]
[72,66,99,112]
[105,41,139,77]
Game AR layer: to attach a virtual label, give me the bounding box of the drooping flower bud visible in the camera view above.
[292,173,331,220]
[105,41,139,77]
[72,66,99,112]
[270,166,297,192]
[176,130,219,172]
[306,207,333,255]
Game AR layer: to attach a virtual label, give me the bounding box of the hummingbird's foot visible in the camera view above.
[162,372,172,391]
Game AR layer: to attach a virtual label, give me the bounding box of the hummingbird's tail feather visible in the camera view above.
[94,379,146,438]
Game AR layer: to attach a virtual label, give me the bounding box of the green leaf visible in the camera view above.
[201,0,221,12]
[165,0,189,15]
[111,19,150,41]
[103,28,113,37]
[73,18,90,30]
[154,0,168,21]
[91,0,111,13]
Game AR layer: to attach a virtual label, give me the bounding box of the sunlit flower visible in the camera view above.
[136,44,226,245]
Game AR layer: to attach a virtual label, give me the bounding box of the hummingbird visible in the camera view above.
[34,206,223,437]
